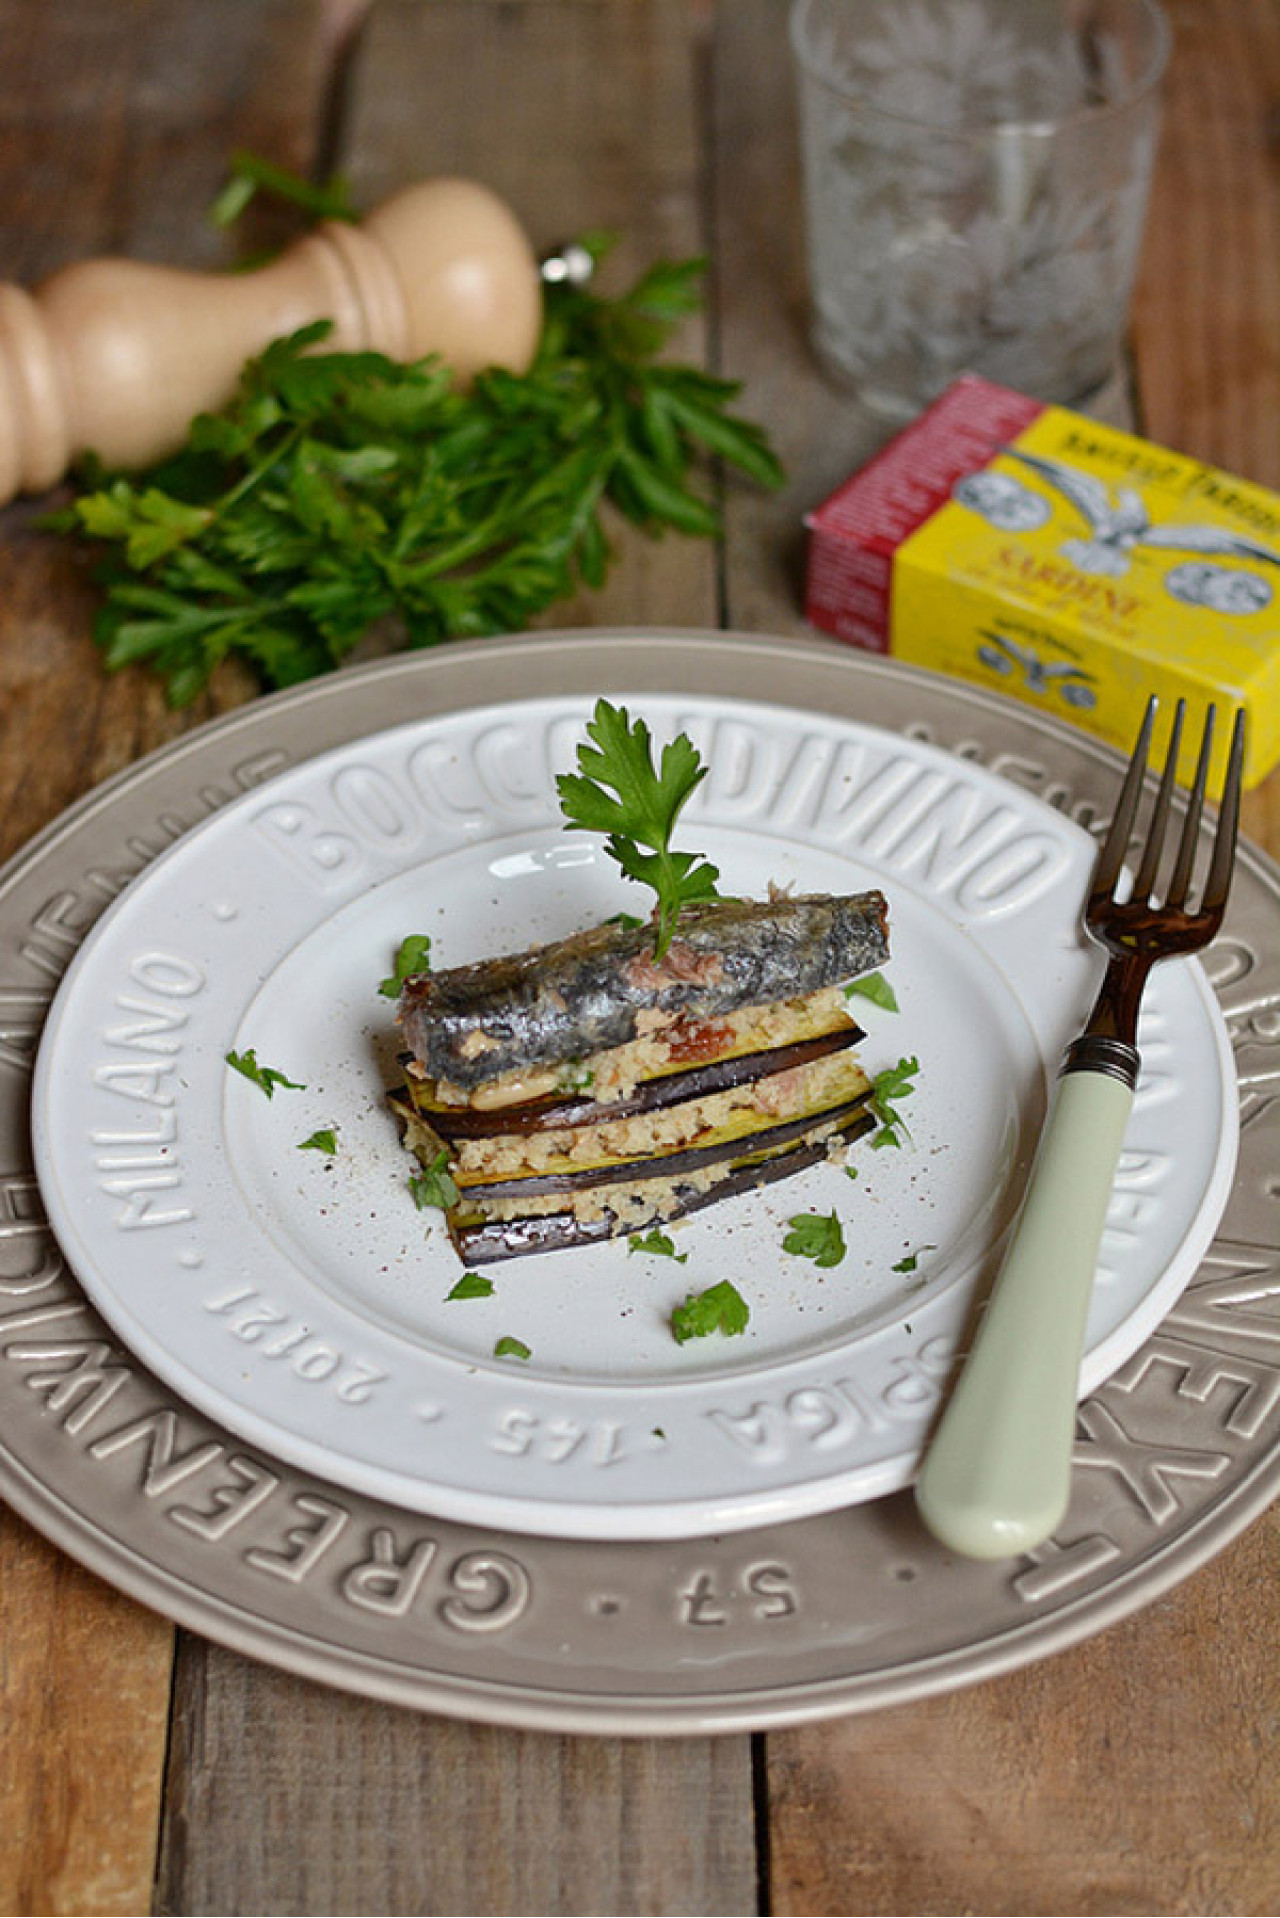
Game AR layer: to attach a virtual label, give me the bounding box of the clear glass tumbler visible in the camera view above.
[790,0,1170,418]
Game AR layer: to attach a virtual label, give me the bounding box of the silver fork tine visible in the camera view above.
[1166,704,1213,908]
[1133,697,1184,901]
[1093,694,1155,900]
[1203,707,1246,914]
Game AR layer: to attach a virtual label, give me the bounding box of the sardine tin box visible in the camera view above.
[804,374,1280,794]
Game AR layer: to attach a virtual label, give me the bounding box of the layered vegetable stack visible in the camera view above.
[390,891,890,1264]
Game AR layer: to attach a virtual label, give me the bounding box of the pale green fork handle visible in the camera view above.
[914,1068,1134,1560]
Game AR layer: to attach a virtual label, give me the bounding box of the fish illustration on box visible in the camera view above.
[1000,448,1280,585]
[975,631,1097,709]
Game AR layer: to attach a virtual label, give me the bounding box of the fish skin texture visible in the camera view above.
[399,891,889,1090]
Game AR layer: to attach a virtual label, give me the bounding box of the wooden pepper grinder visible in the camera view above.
[0,176,543,505]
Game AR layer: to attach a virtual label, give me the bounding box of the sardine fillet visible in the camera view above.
[400,891,890,1090]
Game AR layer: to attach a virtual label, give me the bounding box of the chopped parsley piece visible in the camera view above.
[408,1150,460,1212]
[845,970,899,1013]
[494,1335,531,1361]
[447,1272,495,1301]
[225,1048,305,1098]
[628,1227,688,1262]
[869,1055,920,1148]
[297,1127,338,1155]
[892,1244,935,1275]
[844,1164,859,1181]
[783,1210,847,1268]
[605,911,646,930]
[671,1279,750,1344]
[379,933,432,998]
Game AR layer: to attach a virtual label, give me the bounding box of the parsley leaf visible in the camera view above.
[379,932,432,998]
[671,1279,750,1344]
[447,1272,495,1300]
[408,1150,460,1211]
[845,970,899,1013]
[627,1227,688,1262]
[494,1335,532,1361]
[210,150,357,230]
[298,1127,338,1154]
[869,1055,921,1149]
[225,1048,305,1098]
[556,698,720,955]
[55,243,782,709]
[783,1210,847,1268]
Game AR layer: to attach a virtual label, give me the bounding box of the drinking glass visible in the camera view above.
[790,0,1170,418]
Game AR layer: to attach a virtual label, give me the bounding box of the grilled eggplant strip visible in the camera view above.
[392,1070,873,1201]
[448,1084,873,1201]
[401,1023,864,1140]
[399,891,889,1091]
[449,1111,877,1264]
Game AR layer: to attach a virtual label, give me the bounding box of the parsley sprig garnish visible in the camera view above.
[556,699,720,955]
[55,244,782,707]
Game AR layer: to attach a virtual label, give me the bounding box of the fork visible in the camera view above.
[914,697,1245,1560]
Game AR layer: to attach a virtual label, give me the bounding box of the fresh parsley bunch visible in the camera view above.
[56,242,783,706]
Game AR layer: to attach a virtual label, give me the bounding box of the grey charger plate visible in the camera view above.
[2,630,1276,1735]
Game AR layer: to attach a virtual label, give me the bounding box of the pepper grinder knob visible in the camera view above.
[0,176,542,505]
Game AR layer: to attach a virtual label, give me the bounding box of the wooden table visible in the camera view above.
[2,3,1277,1912]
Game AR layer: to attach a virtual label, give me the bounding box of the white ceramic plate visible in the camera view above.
[30,693,1237,1539]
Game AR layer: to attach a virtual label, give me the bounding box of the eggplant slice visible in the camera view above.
[403,1021,864,1140]
[449,1110,877,1265]
[393,1075,871,1202]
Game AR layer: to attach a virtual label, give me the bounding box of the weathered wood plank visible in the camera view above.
[156,1640,757,1917]
[1131,0,1280,851]
[0,1517,174,1918]
[1132,0,1280,490]
[763,1517,1280,1918]
[150,7,750,1915]
[708,5,1280,1912]
[0,0,352,867]
[708,0,891,643]
[338,0,721,638]
[0,6,355,1916]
